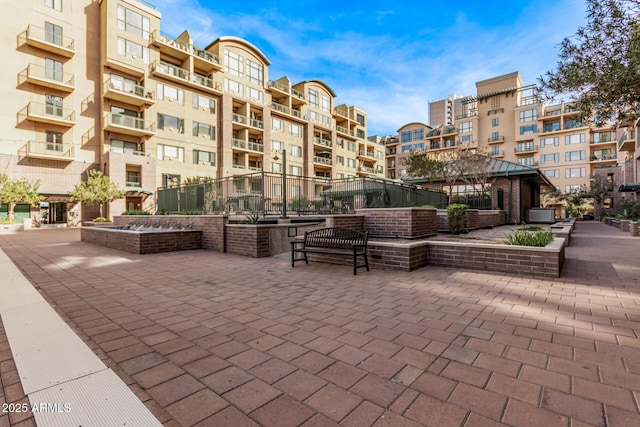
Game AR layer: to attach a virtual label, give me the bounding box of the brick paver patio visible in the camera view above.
[1,221,639,426]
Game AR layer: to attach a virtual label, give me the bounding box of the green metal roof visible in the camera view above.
[619,183,640,192]
[124,187,154,195]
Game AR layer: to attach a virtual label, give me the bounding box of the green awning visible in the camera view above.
[618,183,640,192]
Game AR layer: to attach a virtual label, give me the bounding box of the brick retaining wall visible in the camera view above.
[81,226,202,254]
[357,208,437,238]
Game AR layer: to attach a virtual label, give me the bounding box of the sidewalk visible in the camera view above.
[1,221,640,426]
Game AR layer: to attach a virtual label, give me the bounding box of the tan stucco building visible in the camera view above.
[2,0,384,224]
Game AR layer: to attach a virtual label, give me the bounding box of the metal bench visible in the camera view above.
[291,227,370,275]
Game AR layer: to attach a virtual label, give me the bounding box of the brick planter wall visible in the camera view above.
[114,215,227,251]
[437,210,505,232]
[325,215,365,231]
[81,226,202,254]
[226,225,270,257]
[356,208,437,238]
[427,238,565,278]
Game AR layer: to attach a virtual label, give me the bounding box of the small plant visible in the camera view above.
[242,212,261,224]
[92,217,111,222]
[0,217,19,224]
[506,229,554,247]
[447,203,468,235]
[178,210,205,215]
[122,210,150,215]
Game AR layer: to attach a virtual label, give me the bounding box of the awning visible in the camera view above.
[618,183,640,192]
[124,187,154,195]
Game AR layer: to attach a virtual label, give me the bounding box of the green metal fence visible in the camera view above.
[155,173,448,215]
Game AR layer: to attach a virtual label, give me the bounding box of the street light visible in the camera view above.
[272,149,288,219]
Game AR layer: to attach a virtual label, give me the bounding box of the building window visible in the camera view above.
[543,169,559,179]
[245,59,263,85]
[157,83,184,105]
[117,5,150,40]
[247,87,263,103]
[565,133,586,145]
[604,197,613,209]
[126,170,141,187]
[540,153,559,164]
[347,141,356,152]
[224,49,243,77]
[413,143,424,150]
[289,124,302,137]
[347,158,356,168]
[290,165,302,176]
[192,94,216,113]
[271,140,284,151]
[45,0,61,11]
[46,130,63,151]
[401,131,412,143]
[271,118,284,132]
[565,118,582,129]
[401,144,412,152]
[543,121,560,132]
[491,146,500,155]
[565,150,586,161]
[271,162,282,173]
[44,22,63,46]
[519,109,538,122]
[157,144,184,162]
[491,96,500,109]
[519,124,537,135]
[308,89,319,108]
[565,167,586,178]
[356,113,365,126]
[458,122,472,134]
[162,174,181,187]
[45,94,63,117]
[376,150,383,160]
[288,145,302,157]
[111,139,140,155]
[492,118,499,127]
[192,121,215,140]
[413,129,424,140]
[356,129,365,138]
[460,135,473,144]
[193,150,215,165]
[320,94,331,113]
[224,78,244,96]
[592,132,612,143]
[321,114,332,128]
[565,185,585,194]
[117,37,149,63]
[45,58,62,81]
[517,157,535,166]
[157,113,184,133]
[336,155,344,166]
[491,132,500,141]
[540,136,559,147]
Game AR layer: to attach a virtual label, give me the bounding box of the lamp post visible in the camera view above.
[273,149,288,219]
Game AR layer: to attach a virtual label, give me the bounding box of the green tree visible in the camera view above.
[539,0,640,126]
[69,170,125,219]
[0,174,44,221]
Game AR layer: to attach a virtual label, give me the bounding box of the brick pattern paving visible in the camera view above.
[0,221,639,426]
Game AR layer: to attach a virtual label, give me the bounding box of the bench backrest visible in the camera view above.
[304,227,367,249]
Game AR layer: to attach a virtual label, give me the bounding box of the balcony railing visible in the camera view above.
[515,145,539,154]
[105,113,155,135]
[268,80,289,93]
[590,152,617,161]
[151,61,219,92]
[271,101,290,115]
[358,150,375,159]
[618,130,636,151]
[104,77,154,105]
[314,137,332,147]
[22,63,75,92]
[22,140,74,161]
[24,24,74,57]
[358,165,375,174]
[231,138,264,152]
[591,134,614,144]
[26,102,75,126]
[110,147,145,156]
[151,31,220,67]
[313,156,332,165]
[488,135,504,143]
[249,117,264,129]
[291,88,305,101]
[126,181,142,188]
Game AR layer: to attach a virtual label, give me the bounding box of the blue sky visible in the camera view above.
[150,0,588,136]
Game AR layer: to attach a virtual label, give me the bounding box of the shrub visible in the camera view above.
[121,210,150,215]
[447,204,468,235]
[0,217,19,224]
[506,229,554,247]
[92,217,111,222]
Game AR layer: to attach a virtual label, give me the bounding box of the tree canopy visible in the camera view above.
[69,170,125,218]
[0,174,44,220]
[538,0,640,126]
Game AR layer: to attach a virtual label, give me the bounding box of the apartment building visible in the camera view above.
[389,72,634,204]
[2,0,383,224]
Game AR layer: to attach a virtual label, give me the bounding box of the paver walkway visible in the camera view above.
[1,221,640,426]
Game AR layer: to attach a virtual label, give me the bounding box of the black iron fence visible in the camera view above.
[156,173,448,215]
[450,188,504,210]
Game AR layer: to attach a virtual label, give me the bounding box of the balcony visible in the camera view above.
[590,152,617,163]
[270,101,301,119]
[336,125,354,137]
[357,164,376,175]
[313,156,332,166]
[19,140,74,161]
[488,135,504,144]
[590,134,615,145]
[515,145,539,154]
[23,25,74,58]
[618,130,636,152]
[151,30,221,72]
[24,102,75,127]
[357,150,376,161]
[491,150,505,158]
[291,88,305,103]
[268,80,289,94]
[231,138,264,153]
[151,61,221,94]
[313,136,332,148]
[20,63,74,93]
[104,113,155,136]
[104,77,154,106]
